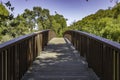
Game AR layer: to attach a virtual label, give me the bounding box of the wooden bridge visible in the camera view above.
[0,30,120,80]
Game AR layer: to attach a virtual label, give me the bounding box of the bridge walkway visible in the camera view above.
[21,38,98,80]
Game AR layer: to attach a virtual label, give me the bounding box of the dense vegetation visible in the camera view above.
[66,3,120,43]
[0,1,120,43]
[0,2,67,43]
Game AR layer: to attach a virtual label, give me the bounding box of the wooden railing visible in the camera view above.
[64,30,120,80]
[0,30,56,80]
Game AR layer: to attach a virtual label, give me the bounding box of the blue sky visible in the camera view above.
[1,0,118,25]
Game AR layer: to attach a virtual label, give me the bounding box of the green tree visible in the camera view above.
[68,2,120,43]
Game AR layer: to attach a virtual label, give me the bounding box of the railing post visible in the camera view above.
[0,52,2,80]
[113,51,120,80]
[34,35,38,59]
[36,33,43,56]
[118,52,120,80]
[14,45,19,80]
[116,51,119,80]
[86,37,90,62]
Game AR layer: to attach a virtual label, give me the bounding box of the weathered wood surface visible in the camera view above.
[21,38,99,80]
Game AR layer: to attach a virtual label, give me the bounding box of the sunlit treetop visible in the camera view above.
[0,3,9,17]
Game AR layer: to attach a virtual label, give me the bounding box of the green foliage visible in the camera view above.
[1,1,120,43]
[68,3,120,43]
[0,3,9,23]
[0,4,9,16]
[0,3,67,43]
[0,34,13,43]
[50,13,67,36]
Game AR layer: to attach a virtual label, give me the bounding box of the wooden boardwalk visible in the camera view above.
[21,38,99,80]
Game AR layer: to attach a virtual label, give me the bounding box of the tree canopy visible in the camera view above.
[0,3,67,43]
[66,2,120,43]
[0,1,120,43]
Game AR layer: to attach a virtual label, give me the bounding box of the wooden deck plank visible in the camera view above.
[21,38,99,80]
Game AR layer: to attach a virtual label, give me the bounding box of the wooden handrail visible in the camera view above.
[0,30,56,80]
[64,30,120,80]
